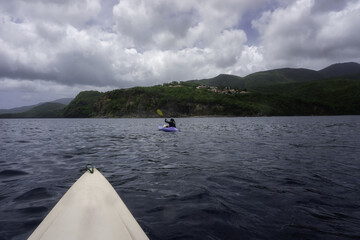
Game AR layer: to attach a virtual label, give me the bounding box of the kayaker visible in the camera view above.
[165,118,176,128]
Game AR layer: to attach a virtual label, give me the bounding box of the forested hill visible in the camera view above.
[1,62,359,118]
[62,77,360,117]
[61,62,360,117]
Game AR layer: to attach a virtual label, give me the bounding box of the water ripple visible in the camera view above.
[0,116,359,240]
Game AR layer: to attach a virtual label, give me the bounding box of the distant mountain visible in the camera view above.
[0,102,66,118]
[188,62,360,89]
[51,98,73,105]
[242,68,321,89]
[24,102,66,118]
[0,104,37,114]
[318,62,360,78]
[193,74,243,88]
[0,98,73,114]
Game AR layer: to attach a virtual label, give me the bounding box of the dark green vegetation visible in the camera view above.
[62,91,103,118]
[1,62,359,118]
[62,79,360,117]
[63,84,257,117]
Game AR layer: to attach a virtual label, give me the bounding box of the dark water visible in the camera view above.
[0,116,359,240]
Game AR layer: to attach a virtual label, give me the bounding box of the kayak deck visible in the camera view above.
[28,168,148,240]
[158,126,179,132]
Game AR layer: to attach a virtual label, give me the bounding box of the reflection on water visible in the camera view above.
[0,116,360,240]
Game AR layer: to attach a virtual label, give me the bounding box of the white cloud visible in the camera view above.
[2,0,101,28]
[109,0,265,81]
[0,17,117,86]
[0,0,266,93]
[112,0,266,50]
[113,0,196,50]
[0,0,360,108]
[252,0,360,69]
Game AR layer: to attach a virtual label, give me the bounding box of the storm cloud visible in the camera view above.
[1,0,360,108]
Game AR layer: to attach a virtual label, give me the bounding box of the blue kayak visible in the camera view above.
[158,126,179,132]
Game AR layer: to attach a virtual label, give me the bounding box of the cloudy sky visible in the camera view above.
[1,0,360,109]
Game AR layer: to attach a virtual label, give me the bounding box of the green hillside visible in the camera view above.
[62,91,104,118]
[60,75,360,118]
[62,84,259,117]
[254,78,360,115]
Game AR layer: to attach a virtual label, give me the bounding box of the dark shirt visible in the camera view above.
[165,119,176,128]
